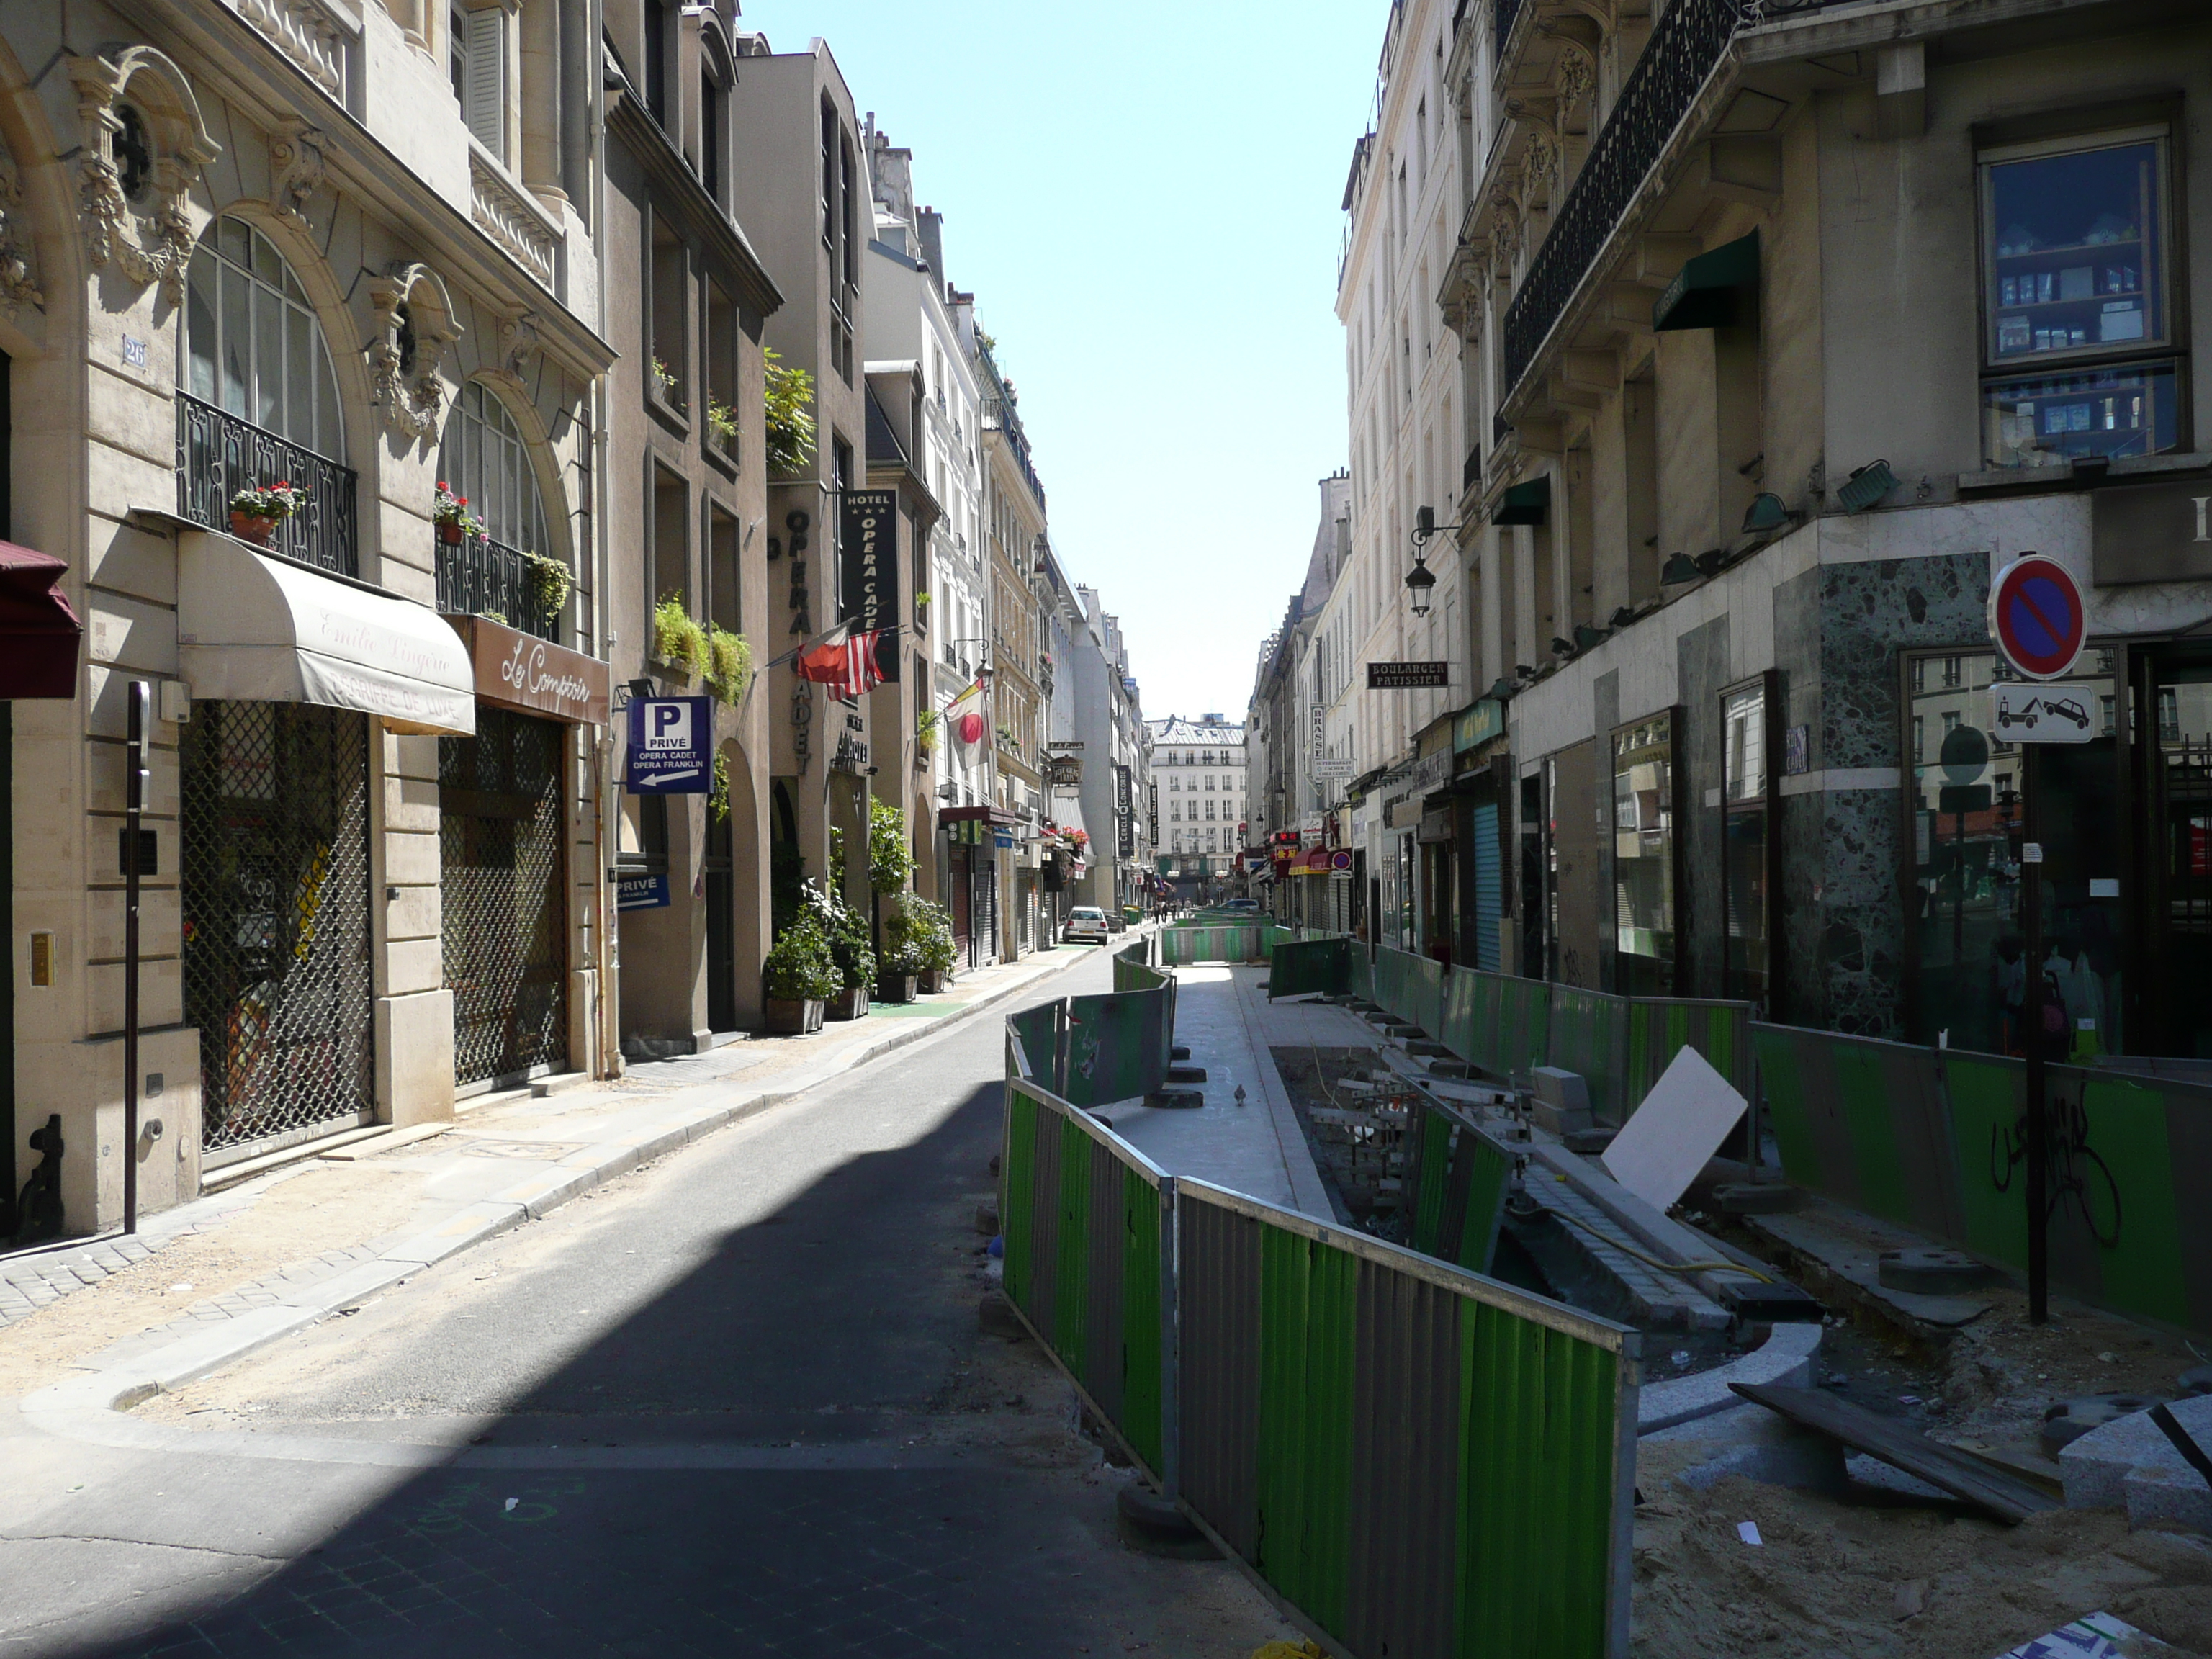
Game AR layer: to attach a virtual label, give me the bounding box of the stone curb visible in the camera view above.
[20,940,1110,1426]
[1636,1321,1821,1434]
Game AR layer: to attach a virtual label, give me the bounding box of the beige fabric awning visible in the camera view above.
[179,534,475,737]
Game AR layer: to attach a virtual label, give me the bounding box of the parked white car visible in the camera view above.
[1064,906,1111,943]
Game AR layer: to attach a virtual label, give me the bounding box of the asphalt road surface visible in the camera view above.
[0,947,1292,1658]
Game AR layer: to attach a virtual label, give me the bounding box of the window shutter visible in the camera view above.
[464,8,505,158]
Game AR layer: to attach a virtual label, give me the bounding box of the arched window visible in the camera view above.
[439,382,549,554]
[181,215,343,459]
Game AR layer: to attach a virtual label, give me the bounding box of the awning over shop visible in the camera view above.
[1491,476,1550,527]
[1653,230,1759,332]
[0,541,83,698]
[940,804,1024,827]
[179,534,475,737]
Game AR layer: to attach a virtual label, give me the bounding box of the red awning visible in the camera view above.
[0,542,81,699]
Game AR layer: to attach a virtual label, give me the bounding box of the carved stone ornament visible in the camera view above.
[67,48,220,306]
[269,117,326,224]
[0,140,42,315]
[495,309,541,382]
[1554,45,1596,123]
[1521,127,1560,211]
[365,262,462,441]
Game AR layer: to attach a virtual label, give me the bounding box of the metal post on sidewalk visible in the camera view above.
[123,679,150,1236]
[2022,743,2049,1324]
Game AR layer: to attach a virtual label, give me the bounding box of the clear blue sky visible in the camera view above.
[735,1,1375,724]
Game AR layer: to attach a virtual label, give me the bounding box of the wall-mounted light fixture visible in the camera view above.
[1406,505,1460,619]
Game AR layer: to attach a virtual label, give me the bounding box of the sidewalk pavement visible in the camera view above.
[0,933,1123,1409]
[1089,963,1339,1218]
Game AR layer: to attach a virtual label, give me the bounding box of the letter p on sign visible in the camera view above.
[645,701,692,750]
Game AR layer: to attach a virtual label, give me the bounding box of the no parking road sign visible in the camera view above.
[1988,554,2086,681]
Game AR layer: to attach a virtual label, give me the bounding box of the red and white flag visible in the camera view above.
[794,624,884,700]
[944,675,987,760]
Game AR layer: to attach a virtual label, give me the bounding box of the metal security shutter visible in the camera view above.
[183,703,374,1156]
[1473,801,1502,971]
[441,707,568,1088]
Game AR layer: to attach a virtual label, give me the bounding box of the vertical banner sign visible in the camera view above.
[1116,764,1135,859]
[1310,701,1326,768]
[839,488,900,681]
[626,696,713,793]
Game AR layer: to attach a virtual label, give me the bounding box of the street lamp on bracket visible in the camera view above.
[1405,505,1462,619]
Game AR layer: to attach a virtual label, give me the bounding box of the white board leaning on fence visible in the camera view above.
[1600,1046,1747,1212]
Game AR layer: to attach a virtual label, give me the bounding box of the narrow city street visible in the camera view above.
[0,953,1293,1658]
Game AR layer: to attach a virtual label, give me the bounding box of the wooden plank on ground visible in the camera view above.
[1730,1382,2060,1524]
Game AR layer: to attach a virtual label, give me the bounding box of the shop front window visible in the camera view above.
[1611,711,1676,995]
[1907,648,2119,1056]
[1722,678,1776,1010]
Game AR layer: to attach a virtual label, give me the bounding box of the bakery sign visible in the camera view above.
[450,615,612,725]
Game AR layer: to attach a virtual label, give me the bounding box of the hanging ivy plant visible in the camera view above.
[706,625,752,706]
[652,593,706,675]
[526,553,572,623]
[710,752,731,822]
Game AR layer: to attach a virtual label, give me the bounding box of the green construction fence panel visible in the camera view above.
[1176,1182,1636,1659]
[1269,936,1351,999]
[1624,997,1754,1113]
[1550,986,1630,1124]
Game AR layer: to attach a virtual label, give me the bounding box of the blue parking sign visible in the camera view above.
[626,696,712,793]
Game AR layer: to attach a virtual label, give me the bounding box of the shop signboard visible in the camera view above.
[626,696,712,793]
[1313,757,1356,779]
[1367,660,1451,690]
[2092,478,2212,585]
[451,615,612,725]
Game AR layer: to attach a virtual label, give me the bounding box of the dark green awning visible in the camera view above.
[1491,476,1550,527]
[1653,230,1760,331]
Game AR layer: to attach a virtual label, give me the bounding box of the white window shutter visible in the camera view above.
[464,8,505,158]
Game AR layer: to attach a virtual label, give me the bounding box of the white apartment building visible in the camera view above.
[1323,0,1482,953]
[1148,714,1247,889]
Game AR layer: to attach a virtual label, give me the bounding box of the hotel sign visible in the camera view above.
[838,488,900,680]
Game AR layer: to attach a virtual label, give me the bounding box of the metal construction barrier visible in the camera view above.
[1002,997,1641,1658]
[1306,945,1746,1126]
[1177,1179,1635,1658]
[1011,941,1177,1110]
[1269,935,1351,999]
[1001,1038,1170,1477]
[1753,1023,2212,1336]
[1159,922,1288,966]
[1403,1100,1514,1274]
[1627,997,1754,1111]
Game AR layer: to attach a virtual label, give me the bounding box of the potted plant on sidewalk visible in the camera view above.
[876,901,925,1004]
[228,480,307,547]
[761,914,837,1034]
[903,896,958,994]
[826,902,874,1020]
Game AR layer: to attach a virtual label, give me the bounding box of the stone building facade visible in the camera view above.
[0,0,614,1236]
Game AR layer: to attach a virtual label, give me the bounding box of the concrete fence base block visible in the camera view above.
[1115,1483,1220,1560]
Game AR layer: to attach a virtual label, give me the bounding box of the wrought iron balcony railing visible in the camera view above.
[436,534,562,642]
[176,392,358,577]
[1498,0,1857,400]
[1495,0,1525,60]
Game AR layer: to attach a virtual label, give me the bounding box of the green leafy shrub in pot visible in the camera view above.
[653,593,706,675]
[827,902,875,991]
[763,918,838,1002]
[899,896,958,976]
[868,798,913,894]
